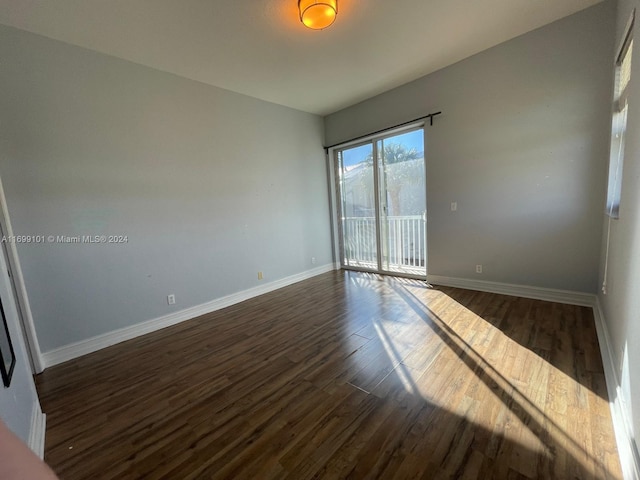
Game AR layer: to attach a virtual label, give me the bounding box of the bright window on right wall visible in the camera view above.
[606,13,634,219]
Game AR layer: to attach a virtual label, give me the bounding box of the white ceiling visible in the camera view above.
[0,0,604,115]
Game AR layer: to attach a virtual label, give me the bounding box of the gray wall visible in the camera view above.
[0,240,41,443]
[599,0,640,460]
[0,25,333,353]
[325,3,615,293]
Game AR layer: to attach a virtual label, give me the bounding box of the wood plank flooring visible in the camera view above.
[35,271,623,479]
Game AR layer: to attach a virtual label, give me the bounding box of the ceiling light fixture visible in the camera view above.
[299,0,338,30]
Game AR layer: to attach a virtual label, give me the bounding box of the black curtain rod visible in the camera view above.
[323,111,441,152]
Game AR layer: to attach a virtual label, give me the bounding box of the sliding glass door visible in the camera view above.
[336,127,426,277]
[336,142,378,269]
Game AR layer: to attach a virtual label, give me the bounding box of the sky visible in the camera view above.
[341,129,424,167]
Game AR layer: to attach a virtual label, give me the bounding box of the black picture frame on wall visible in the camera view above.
[0,297,16,388]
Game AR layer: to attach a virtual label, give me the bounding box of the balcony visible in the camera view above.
[342,215,426,276]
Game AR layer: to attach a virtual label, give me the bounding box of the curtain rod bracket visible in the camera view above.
[428,111,442,126]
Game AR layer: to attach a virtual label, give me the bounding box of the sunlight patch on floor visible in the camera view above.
[352,273,617,478]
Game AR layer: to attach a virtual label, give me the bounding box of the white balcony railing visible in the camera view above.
[342,215,426,274]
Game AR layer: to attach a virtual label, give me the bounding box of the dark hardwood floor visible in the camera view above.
[36,270,622,479]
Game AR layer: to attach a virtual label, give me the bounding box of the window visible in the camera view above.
[606,14,634,218]
[334,126,427,277]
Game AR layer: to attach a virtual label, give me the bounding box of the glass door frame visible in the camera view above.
[329,122,427,280]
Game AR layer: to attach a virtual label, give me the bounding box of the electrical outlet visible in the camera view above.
[167,294,176,305]
[311,257,316,265]
[257,271,263,280]
[476,265,482,274]
[451,202,457,211]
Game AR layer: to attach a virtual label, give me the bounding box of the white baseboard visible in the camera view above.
[593,299,640,480]
[27,402,46,459]
[42,263,337,367]
[428,275,596,306]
